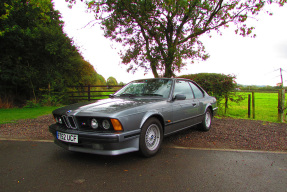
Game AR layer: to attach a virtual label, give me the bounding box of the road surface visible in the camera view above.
[0,139,286,192]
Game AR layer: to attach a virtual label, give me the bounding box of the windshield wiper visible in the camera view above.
[119,93,137,97]
[142,94,163,97]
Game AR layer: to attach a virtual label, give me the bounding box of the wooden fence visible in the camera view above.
[67,85,124,102]
[246,90,286,122]
[278,89,286,122]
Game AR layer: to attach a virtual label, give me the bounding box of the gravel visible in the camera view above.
[0,115,54,141]
[166,118,287,152]
[0,115,286,152]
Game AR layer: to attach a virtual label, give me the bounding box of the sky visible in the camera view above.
[52,1,287,86]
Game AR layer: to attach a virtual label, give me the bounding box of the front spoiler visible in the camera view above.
[53,137,139,155]
[49,124,140,156]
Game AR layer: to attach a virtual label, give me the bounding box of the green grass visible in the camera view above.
[0,106,59,124]
[218,92,281,122]
[0,92,283,124]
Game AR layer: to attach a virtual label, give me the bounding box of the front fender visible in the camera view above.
[139,110,164,129]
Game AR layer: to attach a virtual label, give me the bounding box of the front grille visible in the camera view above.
[62,115,77,129]
[68,116,76,128]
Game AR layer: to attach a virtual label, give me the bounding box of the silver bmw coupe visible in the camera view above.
[49,78,217,157]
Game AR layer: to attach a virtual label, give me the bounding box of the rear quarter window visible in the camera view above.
[189,82,204,98]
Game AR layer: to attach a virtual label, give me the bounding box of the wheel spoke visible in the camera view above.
[205,112,211,127]
[145,124,160,151]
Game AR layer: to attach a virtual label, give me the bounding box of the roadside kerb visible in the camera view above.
[1,137,286,155]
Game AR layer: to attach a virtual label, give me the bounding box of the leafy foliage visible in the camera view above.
[238,85,286,92]
[179,73,244,113]
[179,73,236,100]
[107,76,118,86]
[0,0,107,106]
[69,0,286,78]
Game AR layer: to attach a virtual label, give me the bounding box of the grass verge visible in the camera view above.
[0,106,59,124]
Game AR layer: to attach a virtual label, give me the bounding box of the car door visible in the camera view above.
[189,81,205,124]
[171,80,199,133]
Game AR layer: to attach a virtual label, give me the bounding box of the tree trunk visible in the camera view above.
[164,45,176,77]
[30,79,37,101]
[164,55,174,77]
[150,61,159,78]
[164,65,173,77]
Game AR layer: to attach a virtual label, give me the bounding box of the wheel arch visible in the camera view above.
[205,104,214,117]
[140,112,165,133]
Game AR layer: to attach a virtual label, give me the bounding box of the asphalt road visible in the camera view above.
[0,139,286,192]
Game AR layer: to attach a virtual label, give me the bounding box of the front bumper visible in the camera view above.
[49,124,140,155]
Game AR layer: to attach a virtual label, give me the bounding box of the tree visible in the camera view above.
[107,76,118,85]
[96,74,107,85]
[68,0,286,78]
[0,0,104,105]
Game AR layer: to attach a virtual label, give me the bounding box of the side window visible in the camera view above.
[173,81,194,99]
[189,82,204,98]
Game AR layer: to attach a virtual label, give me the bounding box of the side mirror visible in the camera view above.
[174,94,186,100]
[109,94,115,98]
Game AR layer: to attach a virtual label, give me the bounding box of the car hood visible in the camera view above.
[53,98,164,116]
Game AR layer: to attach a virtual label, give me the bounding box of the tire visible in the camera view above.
[200,108,213,132]
[139,118,163,157]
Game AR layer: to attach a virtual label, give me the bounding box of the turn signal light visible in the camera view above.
[53,115,57,123]
[110,119,123,131]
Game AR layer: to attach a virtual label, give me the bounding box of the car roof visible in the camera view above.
[131,77,194,82]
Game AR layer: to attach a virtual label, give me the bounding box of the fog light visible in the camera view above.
[102,119,110,130]
[58,117,63,124]
[91,118,98,129]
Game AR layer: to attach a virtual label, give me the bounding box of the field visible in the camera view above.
[218,92,281,122]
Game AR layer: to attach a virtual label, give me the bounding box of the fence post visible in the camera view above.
[282,89,286,119]
[88,85,91,101]
[224,96,228,114]
[248,94,251,118]
[252,92,255,119]
[278,89,285,122]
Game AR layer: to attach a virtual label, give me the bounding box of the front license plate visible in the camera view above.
[57,131,78,143]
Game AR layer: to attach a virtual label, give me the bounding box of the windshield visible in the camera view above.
[114,79,172,99]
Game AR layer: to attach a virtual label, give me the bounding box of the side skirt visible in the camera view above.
[163,114,205,137]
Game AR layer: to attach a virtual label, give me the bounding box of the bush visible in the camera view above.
[179,73,235,99]
[0,97,14,109]
[178,73,244,114]
[40,94,64,106]
[24,99,41,108]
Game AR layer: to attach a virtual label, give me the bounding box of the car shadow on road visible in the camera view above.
[49,145,171,166]
[49,126,202,165]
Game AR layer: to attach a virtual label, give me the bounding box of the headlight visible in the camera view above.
[91,118,99,129]
[102,119,111,130]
